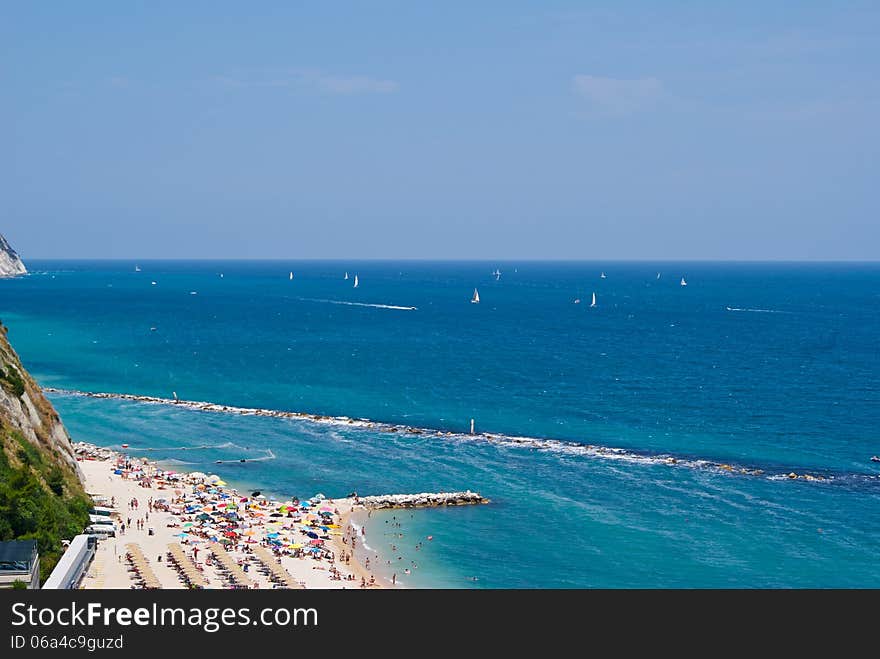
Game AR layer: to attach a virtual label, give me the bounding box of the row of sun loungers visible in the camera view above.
[208,542,254,589]
[251,545,304,589]
[166,544,210,589]
[124,543,161,589]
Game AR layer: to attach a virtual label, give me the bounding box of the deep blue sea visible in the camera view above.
[3,260,880,587]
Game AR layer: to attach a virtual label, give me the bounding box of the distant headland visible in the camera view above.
[0,233,27,277]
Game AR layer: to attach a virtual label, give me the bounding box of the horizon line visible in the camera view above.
[19,256,880,264]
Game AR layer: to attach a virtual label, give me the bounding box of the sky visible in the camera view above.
[2,2,879,260]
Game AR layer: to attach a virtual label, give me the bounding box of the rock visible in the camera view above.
[0,233,26,277]
[356,490,489,510]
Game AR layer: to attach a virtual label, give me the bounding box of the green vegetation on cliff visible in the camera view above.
[0,322,90,582]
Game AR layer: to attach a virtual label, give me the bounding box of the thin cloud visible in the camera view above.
[211,70,399,95]
[572,74,663,116]
[302,72,399,95]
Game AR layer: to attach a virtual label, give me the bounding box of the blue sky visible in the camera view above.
[3,2,878,259]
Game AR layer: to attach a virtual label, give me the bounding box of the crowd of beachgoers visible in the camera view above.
[74,442,380,589]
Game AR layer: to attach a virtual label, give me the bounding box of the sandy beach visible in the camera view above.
[75,444,382,589]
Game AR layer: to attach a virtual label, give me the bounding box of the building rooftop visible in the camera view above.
[0,540,38,572]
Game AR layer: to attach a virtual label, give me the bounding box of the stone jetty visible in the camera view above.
[355,490,489,510]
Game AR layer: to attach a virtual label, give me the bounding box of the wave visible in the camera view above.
[725,306,790,314]
[45,387,878,488]
[297,297,417,311]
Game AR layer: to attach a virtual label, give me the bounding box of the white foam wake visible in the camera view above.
[725,306,789,314]
[298,298,417,311]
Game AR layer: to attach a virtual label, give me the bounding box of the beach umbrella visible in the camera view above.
[306,531,319,539]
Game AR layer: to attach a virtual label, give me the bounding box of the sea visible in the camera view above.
[2,260,879,587]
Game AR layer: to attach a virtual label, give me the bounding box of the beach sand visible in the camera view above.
[77,449,382,589]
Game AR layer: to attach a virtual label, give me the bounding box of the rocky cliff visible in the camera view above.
[0,233,27,277]
[0,321,89,582]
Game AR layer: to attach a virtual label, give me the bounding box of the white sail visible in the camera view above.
[344,272,349,280]
[353,275,359,288]
[590,292,596,307]
[680,277,687,287]
[135,265,141,272]
[289,272,293,280]
[471,288,480,304]
[656,272,661,280]
[600,272,606,279]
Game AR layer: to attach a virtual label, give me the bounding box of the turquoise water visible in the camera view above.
[2,260,880,587]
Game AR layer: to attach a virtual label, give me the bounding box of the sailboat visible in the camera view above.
[600,272,606,279]
[289,272,294,281]
[573,298,581,304]
[680,277,687,287]
[134,265,141,272]
[471,288,480,304]
[353,275,359,288]
[494,269,501,281]
[344,272,349,280]
[656,272,661,280]
[590,292,597,308]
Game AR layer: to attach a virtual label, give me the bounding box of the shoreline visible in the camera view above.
[74,442,384,589]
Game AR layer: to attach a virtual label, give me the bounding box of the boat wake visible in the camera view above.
[725,306,790,314]
[213,449,276,464]
[298,298,417,311]
[46,388,878,488]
